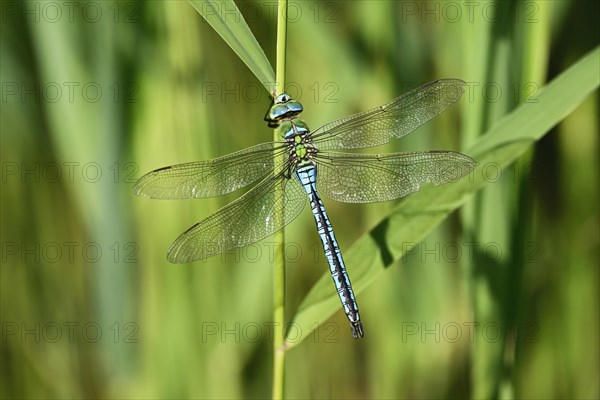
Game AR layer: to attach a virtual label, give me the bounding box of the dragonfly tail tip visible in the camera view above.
[351,321,364,339]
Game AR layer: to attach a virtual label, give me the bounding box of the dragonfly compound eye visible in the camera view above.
[268,98,304,122]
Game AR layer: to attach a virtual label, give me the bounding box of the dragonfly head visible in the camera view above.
[265,93,303,127]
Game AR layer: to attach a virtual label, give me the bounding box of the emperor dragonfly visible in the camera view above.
[134,79,476,338]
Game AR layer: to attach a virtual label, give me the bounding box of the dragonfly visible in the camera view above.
[134,79,476,339]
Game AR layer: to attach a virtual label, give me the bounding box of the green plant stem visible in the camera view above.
[272,1,287,399]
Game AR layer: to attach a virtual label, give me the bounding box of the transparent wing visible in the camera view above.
[314,151,476,203]
[167,168,306,262]
[133,142,287,199]
[311,79,466,150]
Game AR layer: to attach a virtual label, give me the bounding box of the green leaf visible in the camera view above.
[285,46,600,348]
[188,0,275,93]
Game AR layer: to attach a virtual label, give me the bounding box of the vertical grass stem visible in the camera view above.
[272,1,287,399]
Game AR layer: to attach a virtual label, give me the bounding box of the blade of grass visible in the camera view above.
[188,0,275,92]
[494,3,552,399]
[285,46,600,348]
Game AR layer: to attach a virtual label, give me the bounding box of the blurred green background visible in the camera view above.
[1,1,598,399]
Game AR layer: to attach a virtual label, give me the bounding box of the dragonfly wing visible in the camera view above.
[315,151,476,203]
[167,168,306,262]
[133,142,286,199]
[311,79,466,150]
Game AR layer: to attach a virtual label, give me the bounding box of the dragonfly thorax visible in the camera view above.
[279,119,310,140]
[280,119,315,163]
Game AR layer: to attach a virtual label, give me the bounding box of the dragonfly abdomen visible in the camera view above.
[295,163,364,339]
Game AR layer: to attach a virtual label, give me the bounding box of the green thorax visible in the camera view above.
[279,119,314,161]
[278,119,310,140]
